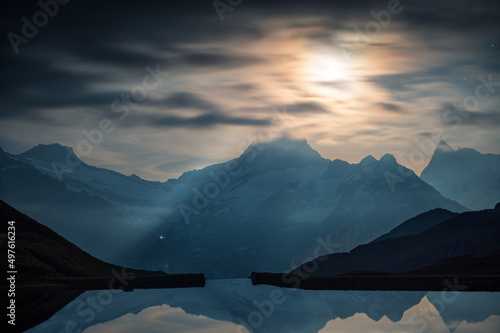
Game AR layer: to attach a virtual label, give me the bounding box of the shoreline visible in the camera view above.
[250,272,500,291]
[10,273,206,292]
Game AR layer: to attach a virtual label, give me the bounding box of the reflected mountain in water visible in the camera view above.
[28,279,500,333]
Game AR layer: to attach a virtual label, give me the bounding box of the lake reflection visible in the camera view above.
[28,279,500,333]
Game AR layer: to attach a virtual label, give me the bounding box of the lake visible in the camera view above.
[27,279,500,332]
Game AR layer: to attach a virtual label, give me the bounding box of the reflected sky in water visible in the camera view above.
[84,305,244,333]
[28,279,500,333]
[319,296,500,333]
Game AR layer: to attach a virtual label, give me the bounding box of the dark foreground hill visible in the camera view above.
[0,199,149,332]
[292,205,500,277]
[0,199,152,282]
[371,208,457,243]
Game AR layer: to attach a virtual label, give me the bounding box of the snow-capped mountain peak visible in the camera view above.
[19,143,81,164]
[379,153,397,165]
[435,140,454,154]
[238,136,328,171]
[359,155,377,166]
[244,137,322,158]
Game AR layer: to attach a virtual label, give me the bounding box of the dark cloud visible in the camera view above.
[354,129,382,137]
[159,93,220,113]
[128,113,271,129]
[378,102,404,113]
[180,52,264,68]
[417,131,434,138]
[335,128,384,141]
[437,103,500,129]
[463,111,500,127]
[0,55,118,117]
[228,84,256,92]
[368,65,484,103]
[286,102,330,114]
[400,1,500,35]
[61,43,165,69]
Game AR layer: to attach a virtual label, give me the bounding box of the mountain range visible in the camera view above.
[0,144,170,264]
[0,199,128,280]
[2,138,498,278]
[421,140,500,210]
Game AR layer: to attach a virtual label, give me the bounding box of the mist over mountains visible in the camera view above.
[1,138,496,278]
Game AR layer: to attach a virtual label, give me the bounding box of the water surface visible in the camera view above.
[28,279,500,332]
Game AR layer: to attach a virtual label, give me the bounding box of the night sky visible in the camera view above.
[1,0,499,181]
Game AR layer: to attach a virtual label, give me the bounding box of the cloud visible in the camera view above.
[83,48,165,70]
[158,92,220,112]
[228,84,256,92]
[286,102,330,114]
[399,0,500,35]
[128,113,271,129]
[180,52,264,68]
[355,129,384,137]
[377,102,404,113]
[83,303,246,333]
[462,111,500,127]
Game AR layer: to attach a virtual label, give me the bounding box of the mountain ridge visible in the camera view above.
[0,138,469,277]
[421,140,500,210]
[371,208,458,243]
[20,143,82,165]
